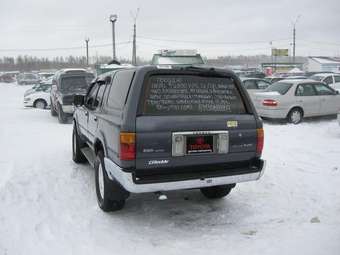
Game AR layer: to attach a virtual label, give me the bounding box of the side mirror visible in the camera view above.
[73,95,85,106]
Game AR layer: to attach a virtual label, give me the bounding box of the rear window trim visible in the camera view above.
[137,71,250,116]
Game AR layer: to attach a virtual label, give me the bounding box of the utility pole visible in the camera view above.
[292,15,301,63]
[132,23,137,65]
[85,37,89,66]
[131,8,139,66]
[110,14,118,61]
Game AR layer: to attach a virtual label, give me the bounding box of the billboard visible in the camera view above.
[272,48,289,57]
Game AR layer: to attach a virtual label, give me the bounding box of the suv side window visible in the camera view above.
[93,84,107,108]
[107,70,135,109]
[314,83,335,95]
[334,75,340,83]
[243,80,257,89]
[85,83,99,109]
[295,84,316,96]
[323,76,333,85]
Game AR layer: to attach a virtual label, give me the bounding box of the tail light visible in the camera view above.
[256,128,264,156]
[262,99,278,107]
[120,132,136,160]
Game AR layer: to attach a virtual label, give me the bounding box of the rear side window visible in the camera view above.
[265,82,292,95]
[295,84,316,96]
[334,76,340,83]
[257,80,270,89]
[141,75,246,115]
[243,80,257,89]
[107,70,135,109]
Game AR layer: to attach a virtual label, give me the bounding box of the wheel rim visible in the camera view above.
[98,163,105,200]
[291,110,301,123]
[36,101,45,109]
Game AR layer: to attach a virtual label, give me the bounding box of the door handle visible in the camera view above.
[94,116,97,121]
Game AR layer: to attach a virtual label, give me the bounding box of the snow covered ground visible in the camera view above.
[0,82,339,255]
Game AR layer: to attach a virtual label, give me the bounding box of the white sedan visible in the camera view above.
[23,84,51,109]
[253,79,340,124]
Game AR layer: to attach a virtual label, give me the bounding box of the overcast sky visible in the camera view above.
[1,0,340,60]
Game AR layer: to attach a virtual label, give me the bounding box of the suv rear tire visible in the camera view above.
[95,151,126,212]
[72,124,87,163]
[50,100,57,116]
[57,104,67,123]
[200,184,236,199]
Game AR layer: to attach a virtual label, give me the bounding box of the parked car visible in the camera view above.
[305,71,333,78]
[253,79,340,124]
[17,73,40,85]
[241,78,271,97]
[0,73,16,83]
[264,77,284,84]
[38,72,56,80]
[24,77,53,96]
[72,66,266,212]
[23,83,51,109]
[50,69,94,123]
[310,73,340,92]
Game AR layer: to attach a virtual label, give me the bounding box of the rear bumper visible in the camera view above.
[257,108,288,119]
[61,105,75,114]
[104,158,266,193]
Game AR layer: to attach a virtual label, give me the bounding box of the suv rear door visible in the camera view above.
[135,72,257,170]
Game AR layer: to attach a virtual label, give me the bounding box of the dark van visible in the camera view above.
[72,66,265,211]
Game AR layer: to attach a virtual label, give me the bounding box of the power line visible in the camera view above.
[298,39,340,46]
[137,36,291,45]
[0,41,131,52]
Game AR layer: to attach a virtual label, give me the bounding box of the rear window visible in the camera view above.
[265,82,292,95]
[141,75,246,115]
[60,75,93,92]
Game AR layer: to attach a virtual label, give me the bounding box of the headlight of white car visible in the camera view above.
[24,97,31,101]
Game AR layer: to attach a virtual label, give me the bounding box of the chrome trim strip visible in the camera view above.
[104,158,266,193]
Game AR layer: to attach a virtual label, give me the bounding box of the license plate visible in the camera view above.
[186,135,214,154]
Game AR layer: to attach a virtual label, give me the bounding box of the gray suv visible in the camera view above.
[72,66,265,212]
[50,69,94,123]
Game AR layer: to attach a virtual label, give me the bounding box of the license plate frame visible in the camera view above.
[186,135,214,155]
[172,130,229,156]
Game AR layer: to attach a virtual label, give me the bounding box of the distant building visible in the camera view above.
[308,57,340,72]
[260,62,304,73]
